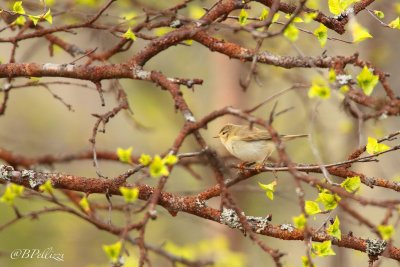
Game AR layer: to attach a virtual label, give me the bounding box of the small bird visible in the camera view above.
[216,124,308,164]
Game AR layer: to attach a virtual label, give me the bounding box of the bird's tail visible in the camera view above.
[281,134,309,141]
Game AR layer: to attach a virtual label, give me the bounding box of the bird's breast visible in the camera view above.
[226,140,275,162]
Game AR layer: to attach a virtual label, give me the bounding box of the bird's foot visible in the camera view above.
[254,162,265,172]
[237,161,255,172]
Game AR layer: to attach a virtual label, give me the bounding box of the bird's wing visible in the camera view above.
[239,130,272,141]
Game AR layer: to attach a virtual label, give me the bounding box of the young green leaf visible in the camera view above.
[388,17,400,29]
[326,216,342,240]
[340,176,361,193]
[183,39,193,45]
[43,9,52,24]
[116,147,133,164]
[316,191,341,210]
[328,0,342,15]
[149,155,169,177]
[293,213,307,230]
[312,240,336,257]
[13,1,25,14]
[328,69,336,83]
[79,196,90,212]
[258,180,277,200]
[238,9,248,25]
[0,184,25,205]
[356,66,379,96]
[373,10,385,19]
[119,186,139,203]
[284,24,299,42]
[163,154,178,165]
[303,12,318,23]
[139,154,152,166]
[328,0,357,16]
[154,27,173,37]
[28,15,40,26]
[349,19,373,43]
[340,85,349,93]
[308,78,331,99]
[189,5,205,20]
[301,256,314,267]
[122,27,137,41]
[284,14,303,23]
[313,23,328,47]
[13,16,26,26]
[102,241,122,263]
[259,8,280,22]
[366,137,390,155]
[305,200,321,215]
[120,11,137,21]
[259,8,268,21]
[377,225,395,240]
[39,180,54,194]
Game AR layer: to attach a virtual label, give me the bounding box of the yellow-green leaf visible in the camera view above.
[149,155,169,177]
[388,17,400,29]
[350,19,373,43]
[79,196,90,212]
[154,27,173,37]
[13,1,25,14]
[116,147,133,164]
[43,9,52,24]
[183,39,193,45]
[258,180,277,200]
[326,216,341,240]
[13,15,26,25]
[0,184,25,205]
[301,256,314,267]
[303,12,318,23]
[259,8,280,22]
[238,9,248,25]
[328,0,357,15]
[377,225,395,240]
[316,191,341,210]
[293,213,307,230]
[120,11,137,21]
[285,14,303,23]
[328,0,342,15]
[366,137,390,155]
[340,85,349,93]
[122,27,137,41]
[340,176,361,193]
[312,240,336,257]
[313,23,328,47]
[356,66,379,96]
[39,180,54,194]
[163,154,178,165]
[308,78,331,99]
[284,24,299,42]
[28,15,40,25]
[259,8,268,21]
[139,154,152,166]
[102,241,122,263]
[373,10,385,19]
[328,69,336,83]
[119,186,139,203]
[305,200,321,215]
[189,5,205,20]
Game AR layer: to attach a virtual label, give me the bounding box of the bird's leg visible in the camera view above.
[255,151,273,171]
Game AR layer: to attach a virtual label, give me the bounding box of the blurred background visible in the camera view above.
[0,0,400,266]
